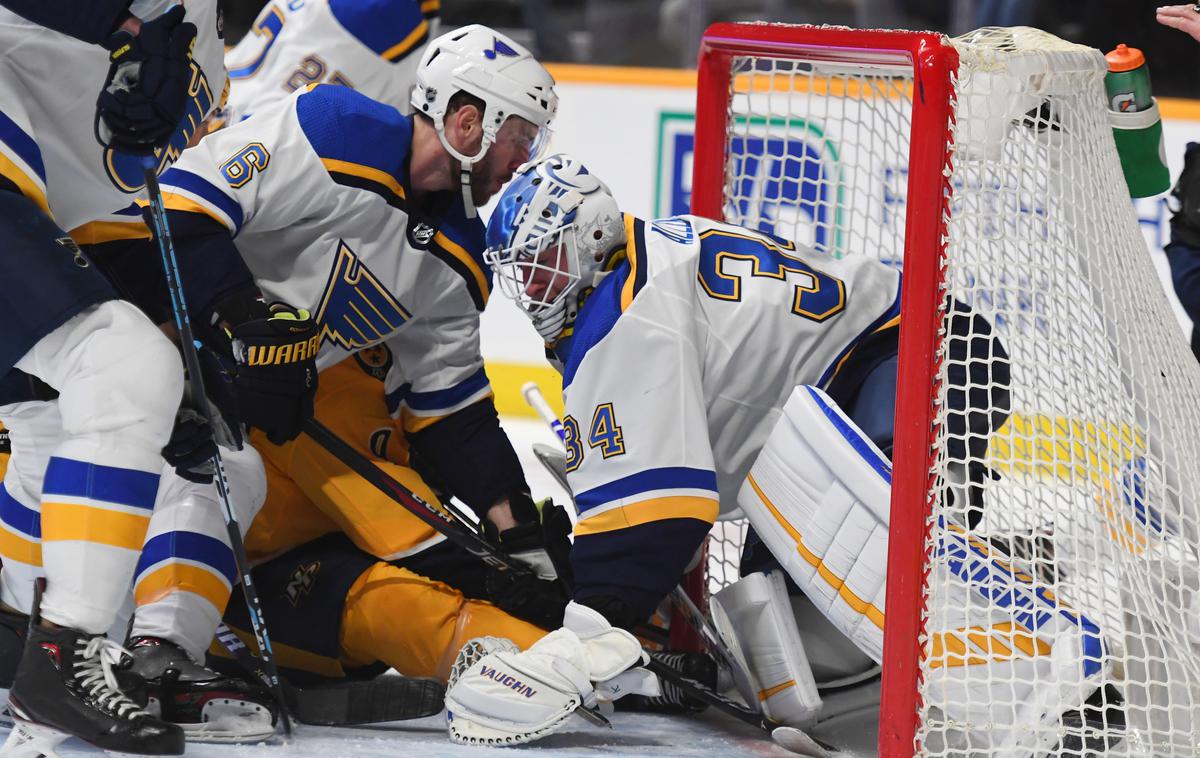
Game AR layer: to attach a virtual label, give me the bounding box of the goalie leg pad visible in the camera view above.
[711,571,822,727]
[740,386,1110,751]
[736,386,890,663]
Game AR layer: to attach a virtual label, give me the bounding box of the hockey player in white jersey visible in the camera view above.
[443,155,1116,750]
[81,24,563,740]
[0,2,236,755]
[221,0,440,124]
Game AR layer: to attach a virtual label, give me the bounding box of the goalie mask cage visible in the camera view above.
[689,22,1200,757]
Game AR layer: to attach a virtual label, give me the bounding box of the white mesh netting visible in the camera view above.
[699,24,1200,756]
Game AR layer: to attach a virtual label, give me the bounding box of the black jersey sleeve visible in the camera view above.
[408,398,530,520]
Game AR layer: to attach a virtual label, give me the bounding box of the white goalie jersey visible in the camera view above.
[221,0,438,124]
[560,214,902,537]
[0,0,227,234]
[154,83,493,430]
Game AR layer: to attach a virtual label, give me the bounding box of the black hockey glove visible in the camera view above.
[95,5,197,156]
[484,496,574,629]
[1171,142,1200,249]
[208,292,319,446]
[162,408,217,484]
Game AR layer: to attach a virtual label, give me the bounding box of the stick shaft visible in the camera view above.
[142,165,293,736]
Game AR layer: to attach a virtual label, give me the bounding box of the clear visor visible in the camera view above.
[485,225,580,315]
[496,117,552,163]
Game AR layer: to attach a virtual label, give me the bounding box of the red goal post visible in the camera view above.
[691,24,956,756]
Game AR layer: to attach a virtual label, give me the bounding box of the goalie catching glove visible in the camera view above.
[445,601,657,745]
[207,291,319,445]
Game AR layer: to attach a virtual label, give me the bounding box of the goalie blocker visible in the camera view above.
[738,385,1112,755]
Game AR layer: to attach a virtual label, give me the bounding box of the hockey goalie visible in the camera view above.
[442,154,1121,754]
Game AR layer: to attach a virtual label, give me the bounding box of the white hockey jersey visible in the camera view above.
[153,84,493,431]
[0,0,227,234]
[221,0,438,123]
[561,215,902,536]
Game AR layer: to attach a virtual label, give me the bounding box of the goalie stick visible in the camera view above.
[142,163,293,736]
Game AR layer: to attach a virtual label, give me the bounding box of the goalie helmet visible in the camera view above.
[484,154,626,343]
[410,25,557,167]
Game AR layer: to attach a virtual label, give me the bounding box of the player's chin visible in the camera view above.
[471,179,505,207]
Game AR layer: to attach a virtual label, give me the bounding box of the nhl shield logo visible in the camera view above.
[411,222,436,246]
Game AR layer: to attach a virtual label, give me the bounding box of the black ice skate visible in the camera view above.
[125,635,277,743]
[2,623,184,757]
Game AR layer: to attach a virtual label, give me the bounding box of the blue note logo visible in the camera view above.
[315,241,412,351]
[656,112,846,257]
[483,37,519,60]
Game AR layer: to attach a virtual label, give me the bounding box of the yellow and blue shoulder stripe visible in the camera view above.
[329,0,432,62]
[297,85,411,211]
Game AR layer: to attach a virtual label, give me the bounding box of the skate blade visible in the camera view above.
[179,698,277,744]
[1,717,69,758]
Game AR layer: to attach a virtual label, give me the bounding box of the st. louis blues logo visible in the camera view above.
[483,37,519,60]
[315,241,412,351]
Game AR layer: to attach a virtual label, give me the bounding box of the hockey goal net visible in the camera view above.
[689,23,1200,756]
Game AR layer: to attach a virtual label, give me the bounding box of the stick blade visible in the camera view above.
[771,726,833,757]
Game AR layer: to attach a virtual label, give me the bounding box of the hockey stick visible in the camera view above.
[301,418,539,577]
[212,623,445,726]
[141,164,293,737]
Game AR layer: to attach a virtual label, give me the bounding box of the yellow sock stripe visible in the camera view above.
[574,495,718,536]
[135,562,231,611]
[0,527,41,566]
[41,502,149,551]
[746,473,885,631]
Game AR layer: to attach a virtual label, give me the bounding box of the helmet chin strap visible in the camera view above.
[435,122,495,219]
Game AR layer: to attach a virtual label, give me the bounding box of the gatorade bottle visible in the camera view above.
[1104,44,1152,113]
[1103,43,1169,198]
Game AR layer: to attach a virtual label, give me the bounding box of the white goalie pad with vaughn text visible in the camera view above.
[737,386,1109,754]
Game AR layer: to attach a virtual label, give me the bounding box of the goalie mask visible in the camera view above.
[484,155,626,343]
[411,25,558,215]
